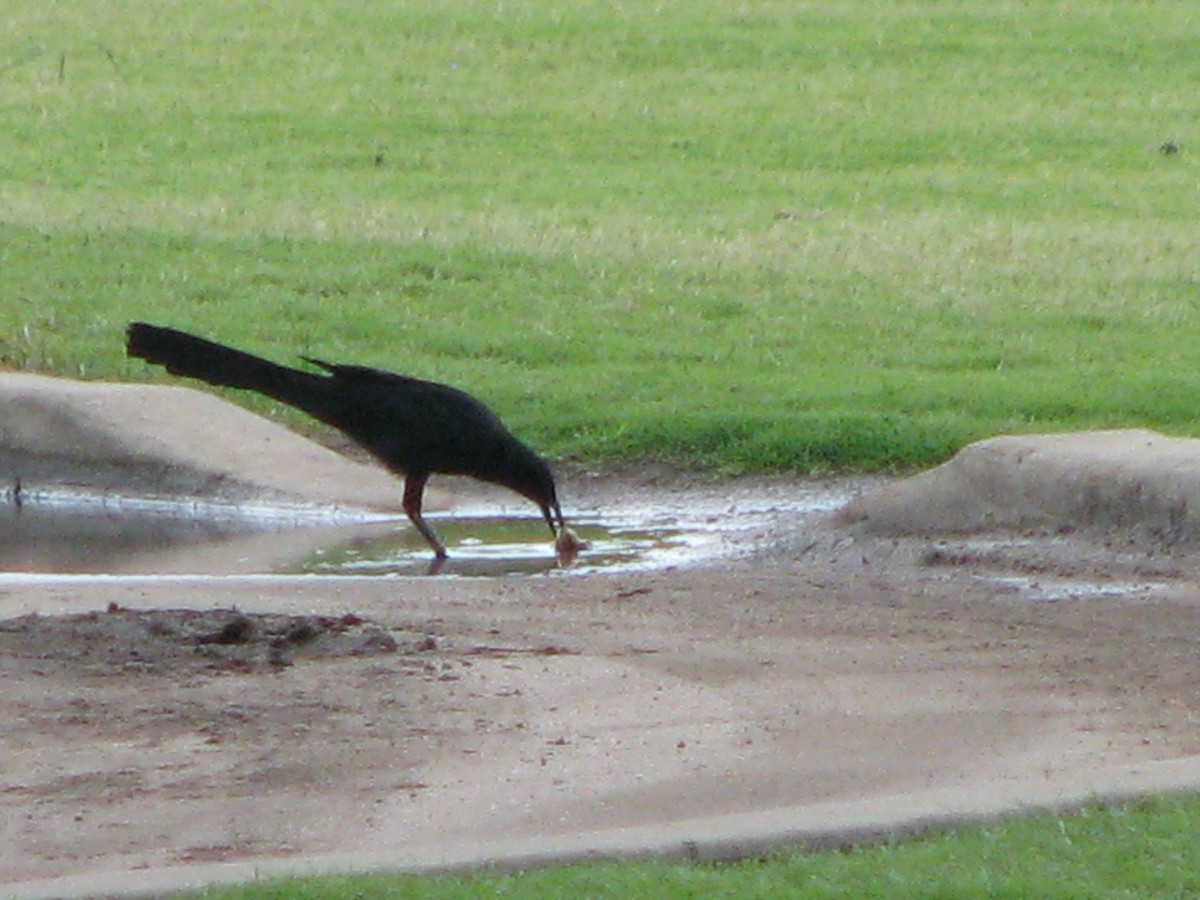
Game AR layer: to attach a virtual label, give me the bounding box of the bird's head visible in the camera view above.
[496,442,565,534]
[494,440,589,565]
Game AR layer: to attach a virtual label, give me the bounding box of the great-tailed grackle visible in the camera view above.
[125,322,580,562]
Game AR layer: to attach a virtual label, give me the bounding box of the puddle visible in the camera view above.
[285,515,672,578]
[920,537,1174,603]
[0,482,855,578]
[973,574,1169,603]
[0,481,1178,600]
[289,483,857,577]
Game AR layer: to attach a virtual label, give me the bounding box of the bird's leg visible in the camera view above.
[403,472,447,560]
[540,502,560,538]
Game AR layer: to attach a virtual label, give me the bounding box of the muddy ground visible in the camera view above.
[8,483,1200,898]
[5,379,1200,897]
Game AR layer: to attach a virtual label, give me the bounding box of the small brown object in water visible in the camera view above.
[555,526,589,567]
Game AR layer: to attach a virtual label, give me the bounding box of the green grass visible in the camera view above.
[4,0,1200,471]
[189,794,1200,898]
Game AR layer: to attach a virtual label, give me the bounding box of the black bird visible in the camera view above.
[125,322,575,562]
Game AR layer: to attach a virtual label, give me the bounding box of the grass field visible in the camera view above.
[5,0,1200,472]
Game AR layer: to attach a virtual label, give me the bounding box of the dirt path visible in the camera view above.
[5,379,1200,898]
[8,508,1200,898]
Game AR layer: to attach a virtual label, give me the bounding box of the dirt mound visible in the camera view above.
[837,429,1200,546]
[0,372,405,511]
[0,606,411,674]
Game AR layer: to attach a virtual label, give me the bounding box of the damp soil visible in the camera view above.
[9,441,1200,897]
[8,472,1200,896]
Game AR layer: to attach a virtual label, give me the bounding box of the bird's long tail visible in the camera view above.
[126,322,332,418]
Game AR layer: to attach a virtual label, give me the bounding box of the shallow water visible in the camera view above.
[0,483,852,577]
[286,514,685,577]
[973,574,1169,603]
[0,484,1178,604]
